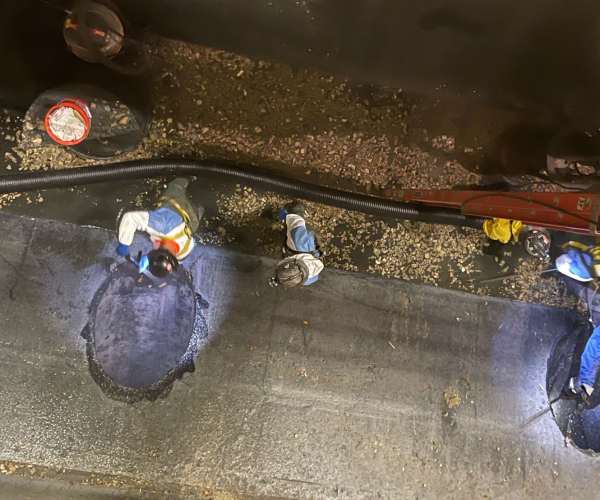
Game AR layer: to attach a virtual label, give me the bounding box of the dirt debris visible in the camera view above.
[209,187,577,307]
[0,36,580,308]
[498,259,579,309]
[444,388,461,409]
[13,35,480,192]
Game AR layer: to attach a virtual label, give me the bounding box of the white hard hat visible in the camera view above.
[556,254,594,282]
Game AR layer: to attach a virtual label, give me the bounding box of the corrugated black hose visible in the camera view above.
[0,159,485,229]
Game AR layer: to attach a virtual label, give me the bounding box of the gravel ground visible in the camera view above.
[7,34,482,188]
[0,35,579,309]
[206,186,576,307]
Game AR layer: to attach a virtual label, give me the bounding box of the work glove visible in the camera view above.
[566,376,594,403]
[116,243,130,257]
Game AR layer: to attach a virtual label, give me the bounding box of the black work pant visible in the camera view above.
[159,177,204,233]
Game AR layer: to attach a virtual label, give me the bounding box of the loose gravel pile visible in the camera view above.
[12,35,480,189]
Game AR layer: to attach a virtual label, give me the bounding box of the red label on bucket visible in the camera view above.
[45,98,91,146]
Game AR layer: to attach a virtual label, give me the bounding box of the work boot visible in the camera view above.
[482,238,504,256]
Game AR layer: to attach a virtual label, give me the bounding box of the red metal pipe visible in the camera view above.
[381,188,600,235]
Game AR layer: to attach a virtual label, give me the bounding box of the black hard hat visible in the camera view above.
[284,201,307,218]
[521,226,551,259]
[148,249,179,278]
[274,257,309,288]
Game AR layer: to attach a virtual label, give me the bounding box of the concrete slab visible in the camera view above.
[0,212,596,499]
[0,473,165,500]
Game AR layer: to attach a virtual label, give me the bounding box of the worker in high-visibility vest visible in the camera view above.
[116,177,203,277]
[483,218,524,244]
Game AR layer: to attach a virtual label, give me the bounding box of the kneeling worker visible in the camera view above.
[270,201,324,288]
[556,241,600,402]
[116,177,203,277]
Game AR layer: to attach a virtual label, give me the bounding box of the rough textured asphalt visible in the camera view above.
[0,211,597,499]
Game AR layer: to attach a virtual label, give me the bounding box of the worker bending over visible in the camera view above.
[556,241,600,402]
[483,218,523,244]
[270,201,324,288]
[116,177,203,277]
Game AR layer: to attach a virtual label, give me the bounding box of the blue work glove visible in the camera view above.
[136,255,150,274]
[278,209,288,221]
[116,243,130,257]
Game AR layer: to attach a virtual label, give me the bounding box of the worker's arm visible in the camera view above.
[580,325,600,391]
[117,211,150,254]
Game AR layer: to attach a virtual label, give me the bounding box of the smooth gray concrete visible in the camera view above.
[0,212,597,499]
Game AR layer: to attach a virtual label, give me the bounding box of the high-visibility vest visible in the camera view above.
[156,197,194,258]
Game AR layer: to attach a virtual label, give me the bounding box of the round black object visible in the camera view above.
[521,226,551,258]
[66,0,149,76]
[547,322,600,454]
[64,1,124,63]
[23,83,150,160]
[276,257,309,288]
[148,248,179,277]
[93,264,195,388]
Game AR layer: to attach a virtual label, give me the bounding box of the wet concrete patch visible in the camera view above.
[82,263,209,403]
[547,321,600,454]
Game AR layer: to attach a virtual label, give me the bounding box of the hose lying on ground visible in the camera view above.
[0,159,485,229]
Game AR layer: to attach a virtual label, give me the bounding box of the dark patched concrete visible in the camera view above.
[92,264,196,389]
[547,322,600,454]
[0,211,597,499]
